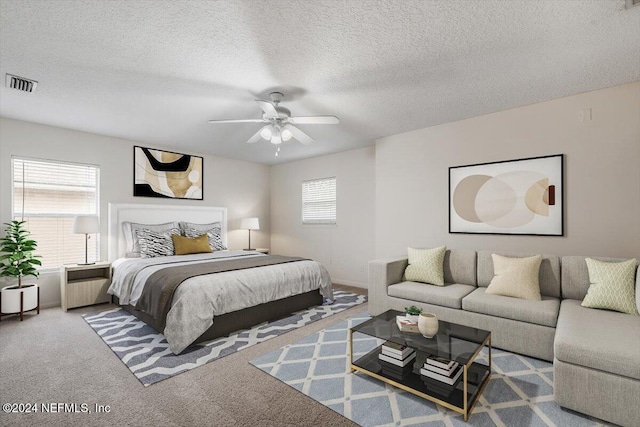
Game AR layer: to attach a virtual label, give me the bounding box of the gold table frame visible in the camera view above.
[349,329,491,421]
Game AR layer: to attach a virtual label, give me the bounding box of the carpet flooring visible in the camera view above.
[82,290,366,386]
[251,315,615,427]
[0,284,366,427]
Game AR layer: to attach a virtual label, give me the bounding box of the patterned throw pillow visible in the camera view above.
[404,246,446,286]
[135,227,180,258]
[582,258,638,315]
[486,254,543,301]
[184,227,227,251]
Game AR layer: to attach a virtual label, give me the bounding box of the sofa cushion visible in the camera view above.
[462,288,560,327]
[387,281,476,309]
[404,246,446,286]
[486,254,543,301]
[443,249,477,286]
[555,299,640,380]
[581,258,639,315]
[478,251,560,298]
[561,255,634,301]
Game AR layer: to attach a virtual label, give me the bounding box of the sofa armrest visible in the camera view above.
[368,258,408,316]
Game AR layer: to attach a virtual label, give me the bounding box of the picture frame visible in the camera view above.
[449,154,563,236]
[133,146,203,200]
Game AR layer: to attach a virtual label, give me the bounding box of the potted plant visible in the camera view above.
[0,220,41,320]
[404,305,423,323]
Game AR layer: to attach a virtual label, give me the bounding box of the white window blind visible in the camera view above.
[302,177,336,224]
[12,157,100,269]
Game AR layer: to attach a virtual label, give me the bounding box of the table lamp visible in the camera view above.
[73,215,99,265]
[240,217,259,251]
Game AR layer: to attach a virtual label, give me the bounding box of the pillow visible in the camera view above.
[135,227,180,258]
[581,258,638,315]
[171,233,212,256]
[404,246,446,286]
[486,254,542,301]
[184,226,227,251]
[123,221,179,257]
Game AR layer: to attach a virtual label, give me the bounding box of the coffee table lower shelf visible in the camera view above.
[350,346,491,421]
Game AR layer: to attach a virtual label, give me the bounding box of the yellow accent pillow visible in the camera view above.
[404,246,446,286]
[486,254,542,301]
[171,233,212,255]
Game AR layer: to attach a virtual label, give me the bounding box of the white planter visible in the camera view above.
[1,284,38,314]
[418,313,439,338]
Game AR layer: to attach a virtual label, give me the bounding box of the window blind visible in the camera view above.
[302,177,336,224]
[12,157,100,269]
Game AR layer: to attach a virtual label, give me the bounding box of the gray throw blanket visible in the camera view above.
[134,255,308,323]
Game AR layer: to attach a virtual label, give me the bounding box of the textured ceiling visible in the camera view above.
[0,0,639,165]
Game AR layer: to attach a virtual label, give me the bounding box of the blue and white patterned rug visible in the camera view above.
[250,315,614,427]
[82,290,366,386]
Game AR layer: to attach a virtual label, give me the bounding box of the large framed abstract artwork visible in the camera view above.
[449,154,563,236]
[133,146,203,200]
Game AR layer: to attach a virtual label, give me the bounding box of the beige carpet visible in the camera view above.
[0,285,367,427]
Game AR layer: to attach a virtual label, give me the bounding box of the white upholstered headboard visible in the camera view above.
[108,203,228,261]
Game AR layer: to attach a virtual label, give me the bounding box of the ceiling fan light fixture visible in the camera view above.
[260,126,272,140]
[281,127,293,141]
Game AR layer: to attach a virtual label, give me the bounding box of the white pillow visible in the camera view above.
[123,221,179,257]
[486,254,543,301]
[135,227,180,258]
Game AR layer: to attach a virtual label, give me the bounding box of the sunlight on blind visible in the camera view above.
[302,177,336,224]
[12,158,99,269]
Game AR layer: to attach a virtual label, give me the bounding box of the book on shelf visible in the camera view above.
[395,315,419,333]
[422,361,459,376]
[424,380,456,397]
[381,341,414,359]
[379,360,413,380]
[379,351,416,367]
[420,364,463,386]
[425,356,455,370]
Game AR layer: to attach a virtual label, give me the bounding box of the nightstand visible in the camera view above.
[60,262,111,312]
[255,248,270,255]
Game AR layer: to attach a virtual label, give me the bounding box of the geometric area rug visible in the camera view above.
[82,290,366,386]
[250,314,615,427]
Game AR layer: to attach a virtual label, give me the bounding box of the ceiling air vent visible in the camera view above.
[5,74,38,93]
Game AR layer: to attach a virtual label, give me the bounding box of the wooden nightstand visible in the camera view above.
[60,262,111,312]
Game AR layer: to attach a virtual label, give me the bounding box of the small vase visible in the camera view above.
[418,313,439,338]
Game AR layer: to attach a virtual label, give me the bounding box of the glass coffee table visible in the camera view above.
[349,310,491,421]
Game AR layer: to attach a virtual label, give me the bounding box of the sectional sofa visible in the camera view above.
[369,250,640,427]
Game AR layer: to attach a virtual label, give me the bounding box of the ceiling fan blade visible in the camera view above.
[255,100,279,118]
[288,125,314,145]
[288,115,339,125]
[208,119,267,124]
[247,126,269,143]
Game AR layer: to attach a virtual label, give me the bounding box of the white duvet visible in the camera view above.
[108,251,333,354]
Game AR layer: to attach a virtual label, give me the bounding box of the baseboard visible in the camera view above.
[332,279,367,289]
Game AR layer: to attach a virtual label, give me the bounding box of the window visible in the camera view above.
[12,157,99,270]
[302,177,336,224]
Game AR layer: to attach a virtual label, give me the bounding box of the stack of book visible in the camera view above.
[420,356,463,396]
[378,341,416,380]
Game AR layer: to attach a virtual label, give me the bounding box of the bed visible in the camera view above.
[107,203,332,354]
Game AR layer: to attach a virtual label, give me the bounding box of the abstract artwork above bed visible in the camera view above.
[134,146,203,200]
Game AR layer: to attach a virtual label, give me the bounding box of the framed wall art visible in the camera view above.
[449,154,563,236]
[133,146,203,200]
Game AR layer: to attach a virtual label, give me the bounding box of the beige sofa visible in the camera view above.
[369,250,640,426]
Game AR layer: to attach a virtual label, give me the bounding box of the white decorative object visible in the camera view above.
[1,284,38,315]
[405,314,419,323]
[418,313,439,338]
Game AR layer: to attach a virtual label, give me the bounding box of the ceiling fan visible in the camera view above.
[207,92,339,150]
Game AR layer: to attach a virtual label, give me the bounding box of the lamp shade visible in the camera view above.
[73,215,100,234]
[240,217,259,230]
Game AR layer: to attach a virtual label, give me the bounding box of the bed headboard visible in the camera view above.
[108,203,228,261]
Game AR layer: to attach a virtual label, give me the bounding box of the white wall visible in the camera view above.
[376,82,640,260]
[0,118,271,308]
[271,146,375,287]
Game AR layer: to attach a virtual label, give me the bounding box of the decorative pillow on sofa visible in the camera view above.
[171,233,212,256]
[135,227,180,258]
[403,246,446,286]
[486,254,542,301]
[582,258,639,315]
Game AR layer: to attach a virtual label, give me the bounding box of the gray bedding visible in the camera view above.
[108,251,333,354]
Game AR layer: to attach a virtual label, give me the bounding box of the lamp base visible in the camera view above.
[77,262,96,266]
